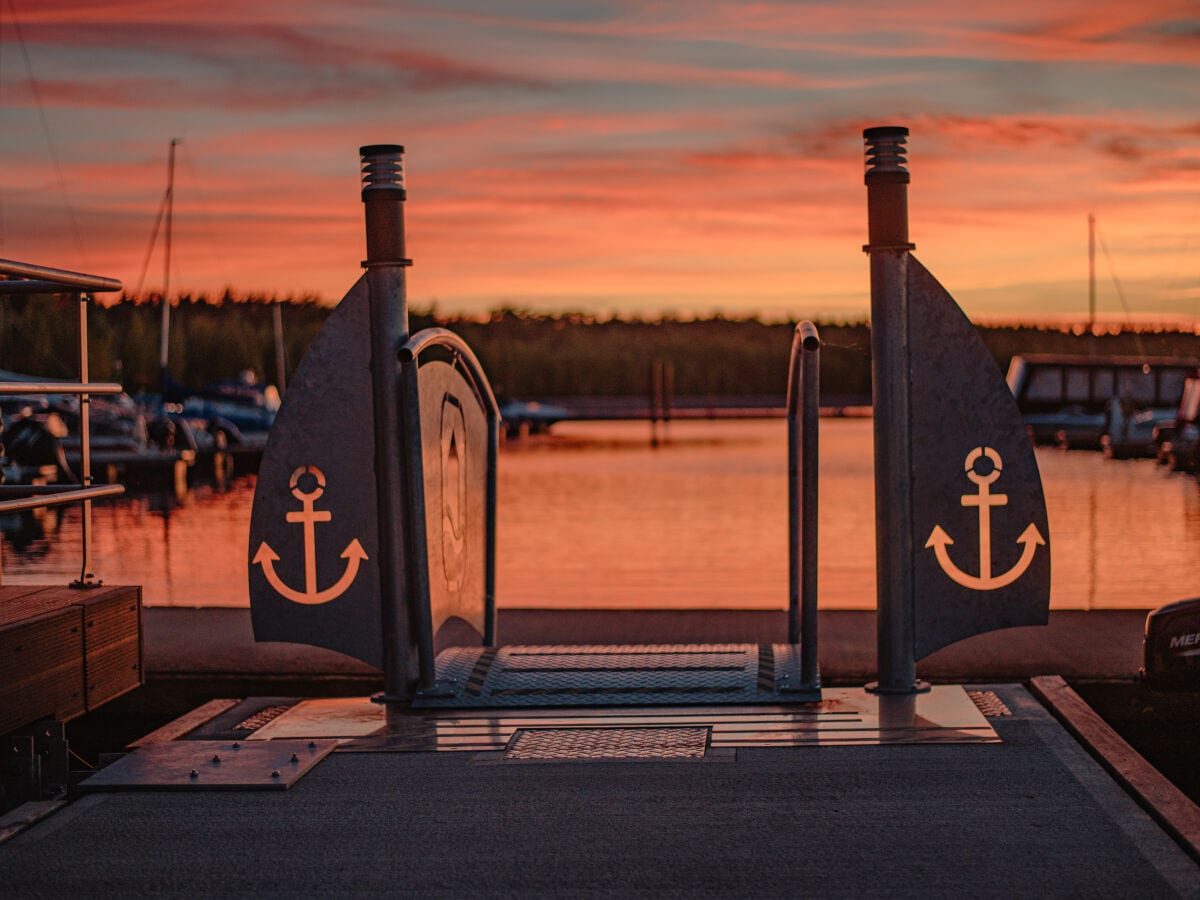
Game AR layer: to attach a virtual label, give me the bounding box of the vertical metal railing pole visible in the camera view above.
[74,292,96,587]
[863,126,925,694]
[360,144,424,700]
[398,357,437,690]
[787,323,821,689]
[484,408,499,646]
[801,323,820,683]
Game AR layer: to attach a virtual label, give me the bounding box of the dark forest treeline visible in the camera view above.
[0,293,331,393]
[1,294,1198,399]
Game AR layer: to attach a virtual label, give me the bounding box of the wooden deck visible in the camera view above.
[0,585,142,735]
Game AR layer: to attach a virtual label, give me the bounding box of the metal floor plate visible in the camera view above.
[505,726,711,760]
[77,740,338,791]
[412,643,819,708]
[243,686,999,753]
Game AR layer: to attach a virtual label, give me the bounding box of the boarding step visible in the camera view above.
[412,643,820,708]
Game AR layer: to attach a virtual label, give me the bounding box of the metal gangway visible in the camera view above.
[248,146,823,707]
[249,132,1051,708]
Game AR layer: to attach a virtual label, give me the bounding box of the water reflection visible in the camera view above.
[2,418,1198,609]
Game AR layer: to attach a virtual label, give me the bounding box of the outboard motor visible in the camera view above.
[3,416,75,481]
[1143,597,1200,691]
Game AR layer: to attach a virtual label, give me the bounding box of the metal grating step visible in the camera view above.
[505,726,711,761]
[411,643,820,709]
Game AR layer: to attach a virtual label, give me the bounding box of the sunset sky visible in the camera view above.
[1,1,1197,323]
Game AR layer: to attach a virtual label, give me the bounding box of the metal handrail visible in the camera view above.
[0,485,125,515]
[786,320,820,688]
[398,327,501,692]
[0,259,123,294]
[0,383,123,396]
[0,259,126,587]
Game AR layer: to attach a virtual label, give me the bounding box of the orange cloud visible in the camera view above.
[1,2,1197,323]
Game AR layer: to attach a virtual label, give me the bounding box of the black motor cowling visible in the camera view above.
[1143,597,1200,691]
[2,416,74,480]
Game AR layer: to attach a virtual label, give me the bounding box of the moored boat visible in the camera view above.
[1006,354,1198,450]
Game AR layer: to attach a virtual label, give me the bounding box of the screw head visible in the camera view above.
[270,769,280,778]
[189,770,199,779]
[290,753,299,763]
[232,742,241,750]
[212,755,221,764]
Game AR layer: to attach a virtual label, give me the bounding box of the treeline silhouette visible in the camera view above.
[2,294,1198,400]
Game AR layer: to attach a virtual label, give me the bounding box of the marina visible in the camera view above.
[2,127,1198,896]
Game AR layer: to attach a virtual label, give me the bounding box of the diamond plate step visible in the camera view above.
[412,643,820,709]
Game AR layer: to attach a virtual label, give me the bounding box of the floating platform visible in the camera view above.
[2,683,1196,895]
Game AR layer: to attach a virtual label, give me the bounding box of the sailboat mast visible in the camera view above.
[159,137,179,393]
[1088,213,1096,333]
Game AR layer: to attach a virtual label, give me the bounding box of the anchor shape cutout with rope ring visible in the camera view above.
[253,465,368,605]
[925,447,1045,591]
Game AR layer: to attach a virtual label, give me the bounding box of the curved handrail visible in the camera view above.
[398,327,501,689]
[786,320,821,418]
[398,327,501,420]
[786,321,820,688]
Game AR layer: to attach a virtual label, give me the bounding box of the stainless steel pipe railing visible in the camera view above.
[787,320,820,688]
[0,260,126,586]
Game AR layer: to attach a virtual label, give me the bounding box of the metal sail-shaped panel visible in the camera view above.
[248,277,384,668]
[907,257,1051,659]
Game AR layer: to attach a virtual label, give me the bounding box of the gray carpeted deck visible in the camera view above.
[2,684,1196,897]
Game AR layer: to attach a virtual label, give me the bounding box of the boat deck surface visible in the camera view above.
[2,683,1196,896]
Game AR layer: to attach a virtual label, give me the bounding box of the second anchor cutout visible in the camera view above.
[253,465,369,605]
[925,447,1045,591]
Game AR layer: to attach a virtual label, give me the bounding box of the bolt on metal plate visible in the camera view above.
[76,739,337,791]
[504,726,711,761]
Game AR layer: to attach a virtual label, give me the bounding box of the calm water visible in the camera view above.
[3,418,1198,610]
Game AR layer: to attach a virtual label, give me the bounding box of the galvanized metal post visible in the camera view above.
[360,144,419,700]
[863,126,928,694]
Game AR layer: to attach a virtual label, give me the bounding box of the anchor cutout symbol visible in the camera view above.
[253,465,368,605]
[925,447,1045,591]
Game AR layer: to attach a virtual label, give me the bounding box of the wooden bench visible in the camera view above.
[0,585,142,736]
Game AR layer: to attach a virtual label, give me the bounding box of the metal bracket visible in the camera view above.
[370,682,465,704]
[861,242,916,253]
[866,680,932,695]
[0,721,68,814]
[413,680,460,700]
